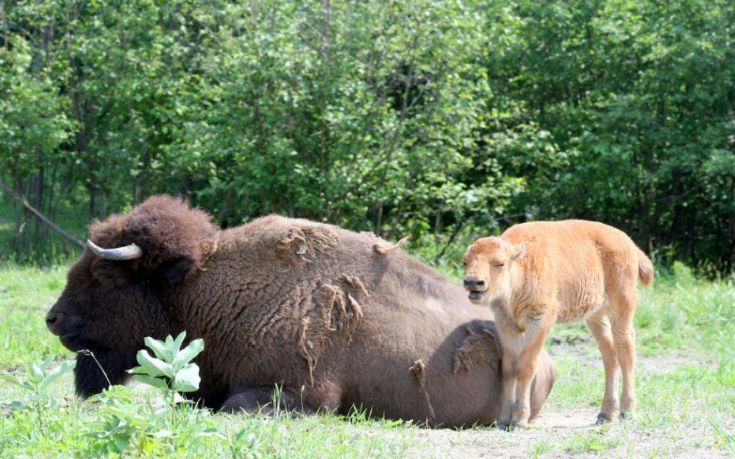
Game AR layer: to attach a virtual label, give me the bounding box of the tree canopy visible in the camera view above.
[1,0,734,271]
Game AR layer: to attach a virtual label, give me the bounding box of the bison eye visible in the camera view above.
[493,263,505,268]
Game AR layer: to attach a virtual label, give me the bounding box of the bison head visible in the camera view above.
[46,196,218,397]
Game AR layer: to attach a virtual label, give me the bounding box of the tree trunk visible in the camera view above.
[134,142,148,204]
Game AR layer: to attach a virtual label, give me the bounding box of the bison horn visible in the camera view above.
[86,239,143,260]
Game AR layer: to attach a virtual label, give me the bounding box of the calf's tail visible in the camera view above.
[637,248,654,286]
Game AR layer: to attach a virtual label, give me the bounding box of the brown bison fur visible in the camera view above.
[48,195,557,427]
[462,220,654,429]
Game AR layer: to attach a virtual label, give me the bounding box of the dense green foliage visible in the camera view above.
[1,0,734,270]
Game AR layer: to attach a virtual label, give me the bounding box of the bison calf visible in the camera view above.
[462,220,653,429]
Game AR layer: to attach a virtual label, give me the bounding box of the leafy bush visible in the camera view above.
[1,0,733,273]
[1,357,75,431]
[87,332,208,455]
[129,332,204,403]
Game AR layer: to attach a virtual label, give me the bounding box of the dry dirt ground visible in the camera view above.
[380,342,732,458]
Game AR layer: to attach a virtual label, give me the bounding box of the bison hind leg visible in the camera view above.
[222,386,316,415]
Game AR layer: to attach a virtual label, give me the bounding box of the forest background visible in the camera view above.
[1,0,734,274]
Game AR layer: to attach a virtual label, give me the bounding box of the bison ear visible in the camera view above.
[158,257,195,285]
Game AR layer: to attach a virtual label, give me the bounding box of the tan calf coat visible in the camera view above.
[463,220,653,428]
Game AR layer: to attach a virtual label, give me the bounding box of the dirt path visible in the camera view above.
[399,407,725,458]
[390,349,730,458]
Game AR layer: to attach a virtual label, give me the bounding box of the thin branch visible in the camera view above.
[436,218,465,263]
[0,180,84,248]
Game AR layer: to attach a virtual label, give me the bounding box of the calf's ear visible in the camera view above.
[511,242,526,261]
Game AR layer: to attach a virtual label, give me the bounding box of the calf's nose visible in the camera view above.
[463,278,485,289]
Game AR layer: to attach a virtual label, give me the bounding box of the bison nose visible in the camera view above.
[463,278,485,290]
[45,311,67,335]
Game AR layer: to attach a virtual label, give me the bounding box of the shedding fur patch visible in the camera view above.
[276,230,306,260]
[318,284,342,331]
[277,226,340,264]
[344,293,364,342]
[373,236,410,255]
[341,274,370,298]
[319,284,363,339]
[298,278,367,386]
[409,359,436,419]
[453,327,501,374]
[297,317,330,387]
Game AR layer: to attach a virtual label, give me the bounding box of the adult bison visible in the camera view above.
[46,196,556,427]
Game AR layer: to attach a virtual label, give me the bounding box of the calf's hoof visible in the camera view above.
[619,409,636,422]
[496,418,511,431]
[509,419,528,430]
[595,412,614,425]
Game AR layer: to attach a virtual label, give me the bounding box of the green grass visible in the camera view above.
[563,428,620,454]
[0,394,411,457]
[0,263,411,458]
[0,265,69,368]
[0,261,734,457]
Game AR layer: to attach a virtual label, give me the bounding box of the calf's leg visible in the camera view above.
[586,311,619,424]
[610,293,637,419]
[496,317,550,430]
[509,329,548,428]
[497,348,517,430]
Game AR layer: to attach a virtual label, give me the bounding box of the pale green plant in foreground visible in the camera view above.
[86,332,208,455]
[1,357,75,432]
[129,332,205,405]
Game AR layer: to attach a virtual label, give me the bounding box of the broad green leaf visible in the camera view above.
[172,364,201,393]
[172,338,204,371]
[113,436,130,454]
[131,375,170,391]
[40,360,76,390]
[40,356,55,371]
[0,374,24,388]
[173,331,187,351]
[134,350,173,379]
[3,400,25,410]
[144,337,173,362]
[28,363,44,385]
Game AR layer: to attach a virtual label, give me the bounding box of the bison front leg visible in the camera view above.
[222,386,316,415]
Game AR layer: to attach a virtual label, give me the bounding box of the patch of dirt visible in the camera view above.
[386,349,730,458]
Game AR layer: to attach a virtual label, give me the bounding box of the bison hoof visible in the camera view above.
[496,420,511,431]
